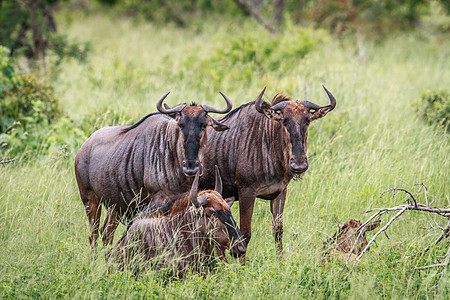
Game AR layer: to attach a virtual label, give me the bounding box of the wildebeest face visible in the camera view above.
[189,169,246,257]
[156,92,232,177]
[254,86,337,175]
[197,190,246,258]
[177,107,229,176]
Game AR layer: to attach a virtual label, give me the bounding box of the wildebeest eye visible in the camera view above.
[283,119,289,126]
[201,123,207,130]
[178,123,184,129]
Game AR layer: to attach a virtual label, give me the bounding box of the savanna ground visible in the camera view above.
[1,5,449,299]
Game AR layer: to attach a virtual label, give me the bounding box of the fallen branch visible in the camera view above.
[414,263,445,270]
[0,159,15,165]
[344,207,407,280]
[341,185,449,286]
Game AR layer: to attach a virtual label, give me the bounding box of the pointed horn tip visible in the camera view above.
[256,86,267,101]
[260,86,267,94]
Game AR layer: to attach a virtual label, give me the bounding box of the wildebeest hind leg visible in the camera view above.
[270,187,287,257]
[83,190,101,251]
[100,207,121,246]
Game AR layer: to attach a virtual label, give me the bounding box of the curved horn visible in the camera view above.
[301,85,337,112]
[156,92,186,114]
[188,172,201,207]
[255,87,267,113]
[301,100,322,110]
[270,101,290,111]
[201,91,233,114]
[322,85,337,111]
[214,165,222,194]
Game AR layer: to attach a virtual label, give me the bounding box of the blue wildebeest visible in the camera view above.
[324,219,381,261]
[75,92,232,249]
[199,85,337,258]
[108,167,245,275]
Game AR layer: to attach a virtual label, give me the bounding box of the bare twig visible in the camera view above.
[414,264,445,270]
[422,221,450,253]
[341,186,449,286]
[0,159,15,165]
[439,241,450,281]
[365,204,450,218]
[233,0,276,33]
[344,207,407,280]
[381,188,418,208]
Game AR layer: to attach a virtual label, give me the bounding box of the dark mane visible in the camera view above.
[218,93,291,122]
[189,101,198,106]
[272,94,291,105]
[218,101,254,122]
[121,112,161,133]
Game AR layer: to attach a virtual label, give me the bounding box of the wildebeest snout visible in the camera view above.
[230,241,247,258]
[182,160,202,176]
[290,157,308,173]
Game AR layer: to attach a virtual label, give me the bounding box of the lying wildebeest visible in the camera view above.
[199,85,337,257]
[75,92,232,249]
[108,168,244,276]
[324,219,381,261]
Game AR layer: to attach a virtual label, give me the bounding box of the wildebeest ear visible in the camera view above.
[163,103,181,120]
[207,116,229,131]
[197,194,207,206]
[311,106,332,121]
[224,196,235,208]
[366,220,381,232]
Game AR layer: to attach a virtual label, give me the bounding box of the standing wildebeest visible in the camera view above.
[108,168,244,275]
[199,85,337,257]
[75,92,232,249]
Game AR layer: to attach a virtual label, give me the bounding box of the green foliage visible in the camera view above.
[99,0,243,23]
[417,89,449,132]
[177,27,328,90]
[0,0,90,67]
[0,46,88,158]
[309,0,432,35]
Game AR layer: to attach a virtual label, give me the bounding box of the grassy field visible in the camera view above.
[1,10,449,299]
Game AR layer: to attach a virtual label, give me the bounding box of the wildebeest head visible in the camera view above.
[157,93,232,176]
[187,167,246,258]
[333,219,381,255]
[255,85,336,175]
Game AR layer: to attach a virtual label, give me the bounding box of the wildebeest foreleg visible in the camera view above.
[100,207,121,246]
[83,191,101,251]
[238,188,257,264]
[270,187,287,256]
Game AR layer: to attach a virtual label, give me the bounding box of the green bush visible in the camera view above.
[1,45,134,159]
[0,46,124,159]
[418,89,449,132]
[177,27,327,90]
[0,47,61,133]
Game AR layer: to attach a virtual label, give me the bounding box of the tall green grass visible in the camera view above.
[1,11,449,299]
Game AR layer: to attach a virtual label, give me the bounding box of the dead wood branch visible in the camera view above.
[233,0,277,33]
[0,159,15,165]
[341,186,449,283]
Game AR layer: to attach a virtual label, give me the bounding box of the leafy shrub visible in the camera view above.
[309,0,433,35]
[417,89,449,132]
[0,47,61,133]
[0,0,90,68]
[177,27,328,90]
[0,46,67,157]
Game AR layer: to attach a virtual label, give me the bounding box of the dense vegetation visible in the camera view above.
[1,1,449,299]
